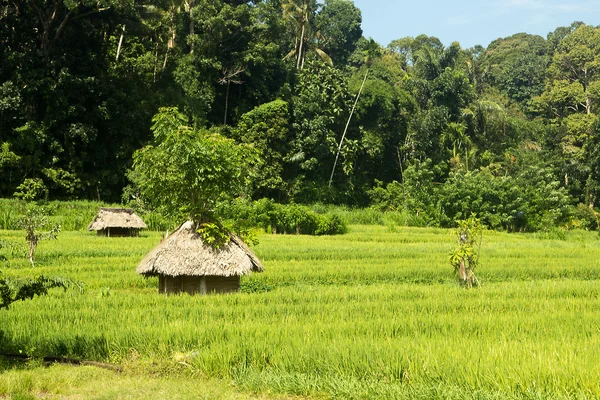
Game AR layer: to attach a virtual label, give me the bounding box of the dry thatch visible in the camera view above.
[136,221,263,277]
[87,208,147,231]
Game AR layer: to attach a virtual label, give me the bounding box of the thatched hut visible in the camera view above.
[87,208,147,237]
[136,221,263,295]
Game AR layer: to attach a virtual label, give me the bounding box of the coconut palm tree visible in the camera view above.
[282,0,331,69]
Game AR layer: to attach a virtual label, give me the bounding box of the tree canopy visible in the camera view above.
[2,1,600,230]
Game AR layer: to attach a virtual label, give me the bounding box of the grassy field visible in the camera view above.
[1,224,600,399]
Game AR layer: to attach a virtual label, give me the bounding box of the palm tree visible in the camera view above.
[282,0,331,69]
[441,121,472,171]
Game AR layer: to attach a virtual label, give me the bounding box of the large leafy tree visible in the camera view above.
[547,25,600,115]
[532,24,600,206]
[482,33,550,104]
[131,107,255,223]
[316,0,362,66]
[234,99,291,199]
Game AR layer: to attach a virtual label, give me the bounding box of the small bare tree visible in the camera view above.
[19,206,61,267]
[219,67,245,125]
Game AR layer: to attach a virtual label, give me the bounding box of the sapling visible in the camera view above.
[19,206,61,266]
[449,217,482,287]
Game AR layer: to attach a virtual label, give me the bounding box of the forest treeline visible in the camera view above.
[1,0,600,231]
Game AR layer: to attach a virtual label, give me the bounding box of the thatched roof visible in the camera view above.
[136,221,263,277]
[87,208,147,231]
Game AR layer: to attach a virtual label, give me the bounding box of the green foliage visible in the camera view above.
[197,222,231,250]
[131,107,255,224]
[367,159,574,232]
[289,61,352,199]
[316,0,363,65]
[218,198,347,235]
[482,33,550,103]
[13,179,48,202]
[0,142,20,169]
[234,100,291,198]
[570,203,599,230]
[0,274,71,310]
[449,217,482,287]
[440,166,573,231]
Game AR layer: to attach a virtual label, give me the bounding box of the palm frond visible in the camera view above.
[314,48,333,67]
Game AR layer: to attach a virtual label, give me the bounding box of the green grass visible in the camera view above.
[0,362,297,399]
[1,225,600,399]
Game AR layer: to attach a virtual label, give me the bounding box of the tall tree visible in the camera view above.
[316,0,362,65]
[548,25,600,115]
[282,0,332,69]
[482,33,550,104]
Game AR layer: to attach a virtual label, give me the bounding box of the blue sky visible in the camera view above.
[352,0,600,49]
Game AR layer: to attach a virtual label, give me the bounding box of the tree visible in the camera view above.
[482,33,550,103]
[316,0,362,65]
[282,0,332,69]
[449,217,482,288]
[19,206,61,267]
[234,99,291,199]
[131,107,255,224]
[548,25,600,115]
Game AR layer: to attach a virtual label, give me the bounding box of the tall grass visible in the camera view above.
[1,224,600,398]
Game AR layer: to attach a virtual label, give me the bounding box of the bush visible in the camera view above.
[13,178,48,201]
[569,204,599,230]
[218,199,347,235]
[436,166,573,231]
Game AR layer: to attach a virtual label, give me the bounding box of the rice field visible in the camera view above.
[1,224,600,399]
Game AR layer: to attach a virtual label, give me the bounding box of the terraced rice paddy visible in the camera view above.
[1,225,600,399]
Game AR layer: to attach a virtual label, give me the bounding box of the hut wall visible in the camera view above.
[205,276,240,294]
[97,228,140,237]
[158,275,240,295]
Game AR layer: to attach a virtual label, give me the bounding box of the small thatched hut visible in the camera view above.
[136,221,263,295]
[87,208,147,237]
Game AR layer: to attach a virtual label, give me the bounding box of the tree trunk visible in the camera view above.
[115,24,126,65]
[28,242,36,267]
[153,42,159,82]
[296,23,305,69]
[162,49,170,72]
[586,93,592,115]
[188,0,195,54]
[223,81,230,125]
[458,258,467,283]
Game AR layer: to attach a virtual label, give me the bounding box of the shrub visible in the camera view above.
[218,199,347,235]
[13,178,48,201]
[569,203,599,230]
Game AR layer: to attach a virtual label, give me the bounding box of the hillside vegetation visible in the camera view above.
[1,2,600,230]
